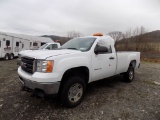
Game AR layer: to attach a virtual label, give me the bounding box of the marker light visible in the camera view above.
[46,61,53,73]
[93,33,103,36]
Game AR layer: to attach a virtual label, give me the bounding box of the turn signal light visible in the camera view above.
[46,61,54,72]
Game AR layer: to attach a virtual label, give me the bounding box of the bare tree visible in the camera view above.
[108,31,123,42]
[122,26,147,51]
[108,31,124,50]
[114,26,148,52]
[123,28,133,50]
[67,30,83,38]
[132,27,140,51]
[133,26,147,51]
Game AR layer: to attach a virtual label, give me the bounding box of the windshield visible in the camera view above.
[61,37,96,52]
[38,43,48,50]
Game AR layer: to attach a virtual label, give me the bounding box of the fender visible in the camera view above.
[48,52,92,81]
[126,53,137,70]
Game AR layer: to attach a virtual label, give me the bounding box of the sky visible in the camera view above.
[0,0,160,36]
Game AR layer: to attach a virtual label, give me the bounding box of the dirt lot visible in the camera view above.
[0,59,160,120]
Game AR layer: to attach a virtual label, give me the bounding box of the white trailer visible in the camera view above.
[0,32,53,60]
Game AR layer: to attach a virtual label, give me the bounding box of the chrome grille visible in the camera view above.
[21,57,35,74]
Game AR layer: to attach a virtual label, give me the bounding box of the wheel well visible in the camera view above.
[129,60,136,68]
[61,66,89,84]
[10,53,14,57]
[58,66,89,96]
[4,53,9,57]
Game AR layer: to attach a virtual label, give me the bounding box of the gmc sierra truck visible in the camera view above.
[17,33,140,108]
[17,42,61,65]
[18,42,61,57]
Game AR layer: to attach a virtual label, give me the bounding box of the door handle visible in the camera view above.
[109,57,115,60]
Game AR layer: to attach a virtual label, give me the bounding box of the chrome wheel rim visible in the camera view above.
[129,69,134,80]
[68,83,83,103]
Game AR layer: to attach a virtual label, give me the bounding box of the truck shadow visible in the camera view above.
[87,74,124,94]
[34,74,126,108]
[17,74,129,113]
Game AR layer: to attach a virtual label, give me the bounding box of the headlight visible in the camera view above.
[36,60,54,73]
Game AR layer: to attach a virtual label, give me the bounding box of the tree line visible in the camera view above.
[64,27,160,54]
[108,26,160,53]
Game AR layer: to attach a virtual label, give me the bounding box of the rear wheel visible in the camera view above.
[4,54,9,60]
[123,66,134,82]
[10,53,14,60]
[60,76,86,108]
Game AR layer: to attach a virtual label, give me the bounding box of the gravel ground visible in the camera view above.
[0,59,160,120]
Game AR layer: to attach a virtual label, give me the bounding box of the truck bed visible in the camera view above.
[115,51,140,75]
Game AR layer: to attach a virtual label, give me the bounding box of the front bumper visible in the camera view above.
[19,76,60,95]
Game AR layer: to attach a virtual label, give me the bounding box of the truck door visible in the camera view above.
[91,40,116,82]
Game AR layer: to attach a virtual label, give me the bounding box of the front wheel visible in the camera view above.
[123,66,135,82]
[60,76,86,108]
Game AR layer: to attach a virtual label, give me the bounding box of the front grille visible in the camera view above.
[21,57,35,74]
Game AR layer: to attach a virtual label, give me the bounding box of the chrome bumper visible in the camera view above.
[19,76,60,95]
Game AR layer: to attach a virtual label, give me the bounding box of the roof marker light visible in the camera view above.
[93,33,103,36]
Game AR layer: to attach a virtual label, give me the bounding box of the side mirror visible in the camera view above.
[94,44,108,55]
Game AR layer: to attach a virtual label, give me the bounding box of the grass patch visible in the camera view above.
[141,58,160,63]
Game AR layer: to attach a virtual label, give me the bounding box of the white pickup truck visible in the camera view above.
[17,42,61,65]
[18,42,61,57]
[18,34,140,107]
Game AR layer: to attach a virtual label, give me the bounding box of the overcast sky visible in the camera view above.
[0,0,159,36]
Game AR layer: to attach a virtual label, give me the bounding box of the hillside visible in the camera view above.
[114,30,160,62]
[144,30,160,42]
[116,30,160,53]
[117,30,160,44]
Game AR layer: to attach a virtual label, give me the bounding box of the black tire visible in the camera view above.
[60,76,86,108]
[4,54,9,60]
[9,53,14,60]
[123,66,135,82]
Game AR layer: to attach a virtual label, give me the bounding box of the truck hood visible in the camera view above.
[21,49,81,59]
